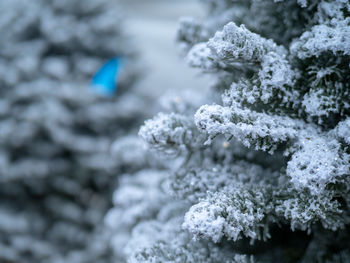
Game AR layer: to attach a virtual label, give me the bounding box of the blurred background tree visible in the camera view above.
[0,0,148,262]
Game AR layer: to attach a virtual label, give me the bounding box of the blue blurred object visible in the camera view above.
[90,57,123,96]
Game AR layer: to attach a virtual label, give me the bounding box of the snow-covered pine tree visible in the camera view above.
[107,0,350,262]
[0,0,148,262]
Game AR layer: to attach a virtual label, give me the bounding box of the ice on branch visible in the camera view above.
[183,185,273,243]
[286,133,350,194]
[257,53,299,106]
[139,113,202,155]
[105,170,170,260]
[195,104,303,152]
[128,217,254,263]
[335,118,350,145]
[207,22,282,64]
[274,188,347,231]
[187,43,219,71]
[170,161,279,203]
[291,18,350,59]
[302,65,349,125]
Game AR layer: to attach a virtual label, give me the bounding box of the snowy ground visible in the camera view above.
[118,0,210,98]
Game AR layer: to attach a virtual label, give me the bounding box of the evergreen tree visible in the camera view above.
[108,0,350,262]
[0,0,148,262]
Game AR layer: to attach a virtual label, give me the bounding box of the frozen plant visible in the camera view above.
[119,0,350,262]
